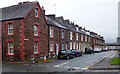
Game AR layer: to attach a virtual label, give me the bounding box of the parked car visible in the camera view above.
[94,48,101,52]
[85,47,94,54]
[103,47,108,51]
[71,49,82,57]
[58,50,74,60]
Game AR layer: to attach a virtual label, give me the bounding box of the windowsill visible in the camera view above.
[34,35,39,37]
[34,53,39,55]
[35,16,39,18]
[8,34,13,36]
[50,36,54,38]
[7,53,14,56]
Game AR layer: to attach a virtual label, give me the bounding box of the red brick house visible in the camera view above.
[46,15,69,56]
[1,1,48,61]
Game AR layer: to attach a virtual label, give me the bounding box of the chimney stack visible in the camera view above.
[41,6,45,15]
[46,14,56,20]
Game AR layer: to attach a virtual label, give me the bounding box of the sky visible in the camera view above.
[0,0,119,43]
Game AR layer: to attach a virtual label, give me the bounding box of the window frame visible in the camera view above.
[7,39,14,56]
[50,27,54,38]
[62,42,64,50]
[34,23,39,36]
[76,33,78,40]
[34,39,39,54]
[50,41,54,52]
[35,6,39,18]
[70,42,72,50]
[76,43,78,49]
[62,30,64,39]
[7,21,14,36]
[70,31,72,40]
[81,35,83,41]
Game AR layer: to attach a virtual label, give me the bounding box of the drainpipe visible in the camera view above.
[48,25,50,57]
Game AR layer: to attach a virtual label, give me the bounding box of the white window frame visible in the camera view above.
[34,25,38,36]
[62,43,64,50]
[34,41,38,54]
[70,42,72,50]
[76,43,78,49]
[8,23,13,35]
[66,43,68,50]
[76,33,78,40]
[85,36,87,42]
[50,27,53,38]
[8,41,13,55]
[79,43,81,50]
[81,35,83,41]
[73,42,75,49]
[50,41,53,51]
[70,31,72,40]
[35,8,38,17]
[62,30,64,39]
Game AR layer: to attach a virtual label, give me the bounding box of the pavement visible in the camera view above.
[88,51,120,70]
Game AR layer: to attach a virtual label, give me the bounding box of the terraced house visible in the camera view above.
[1,1,48,61]
[1,1,105,61]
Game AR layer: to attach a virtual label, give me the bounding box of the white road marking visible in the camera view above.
[109,54,116,58]
[73,67,81,69]
[63,66,70,69]
[54,62,69,67]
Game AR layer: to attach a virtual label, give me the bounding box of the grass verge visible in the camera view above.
[110,57,120,65]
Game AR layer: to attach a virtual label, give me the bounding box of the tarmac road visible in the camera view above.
[2,50,116,72]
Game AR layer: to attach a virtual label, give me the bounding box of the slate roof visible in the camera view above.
[0,2,36,21]
[46,16,67,29]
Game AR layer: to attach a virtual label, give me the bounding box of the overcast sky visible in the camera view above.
[0,0,119,43]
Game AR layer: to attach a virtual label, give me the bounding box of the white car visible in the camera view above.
[94,48,101,52]
[103,47,108,51]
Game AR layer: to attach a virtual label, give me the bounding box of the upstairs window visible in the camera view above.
[70,31,72,40]
[62,30,64,39]
[76,27,79,31]
[76,33,78,40]
[8,23,13,35]
[50,27,54,38]
[81,35,83,41]
[85,36,87,42]
[34,24,38,36]
[35,8,39,17]
[8,41,13,55]
[89,37,91,42]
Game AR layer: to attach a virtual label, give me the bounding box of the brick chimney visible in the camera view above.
[41,6,45,15]
[56,16,64,24]
[64,19,70,24]
[46,14,56,20]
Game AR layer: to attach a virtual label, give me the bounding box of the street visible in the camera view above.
[2,50,118,72]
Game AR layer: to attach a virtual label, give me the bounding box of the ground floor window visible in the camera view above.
[50,41,54,52]
[70,42,72,50]
[62,43,64,50]
[76,43,78,49]
[8,41,13,55]
[34,41,39,54]
[66,42,68,50]
[79,43,81,50]
[73,42,75,49]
